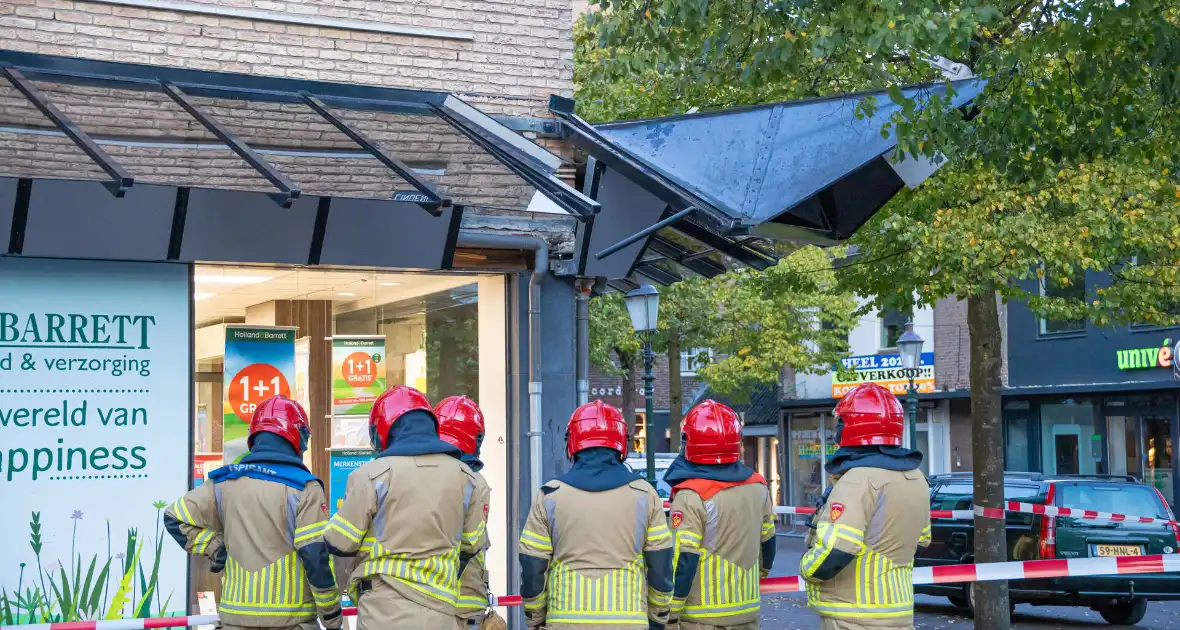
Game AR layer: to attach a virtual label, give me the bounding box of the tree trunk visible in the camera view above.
[618,348,639,452]
[667,325,683,452]
[967,292,1010,630]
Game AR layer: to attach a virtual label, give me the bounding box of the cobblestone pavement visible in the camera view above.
[761,534,1180,629]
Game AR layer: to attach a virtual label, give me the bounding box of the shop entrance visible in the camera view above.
[1107,396,1176,506]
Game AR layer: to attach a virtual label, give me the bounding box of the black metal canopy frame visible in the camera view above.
[0,50,599,218]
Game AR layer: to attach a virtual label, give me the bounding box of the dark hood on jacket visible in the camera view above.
[826,445,922,475]
[374,410,461,458]
[242,432,309,470]
[555,447,640,492]
[662,454,756,486]
[447,450,485,473]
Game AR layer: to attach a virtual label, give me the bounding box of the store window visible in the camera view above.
[1004,400,1033,472]
[1039,269,1086,335]
[191,267,502,465]
[879,306,913,349]
[1040,399,1099,475]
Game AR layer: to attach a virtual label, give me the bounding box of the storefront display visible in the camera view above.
[331,336,387,416]
[0,257,190,621]
[221,325,296,445]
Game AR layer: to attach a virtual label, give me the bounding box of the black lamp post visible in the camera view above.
[896,322,925,451]
[624,284,660,485]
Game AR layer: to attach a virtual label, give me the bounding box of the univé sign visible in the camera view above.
[1117,338,1180,378]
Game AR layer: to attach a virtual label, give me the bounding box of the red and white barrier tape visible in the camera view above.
[975,502,1180,526]
[8,554,1179,630]
[662,500,1176,526]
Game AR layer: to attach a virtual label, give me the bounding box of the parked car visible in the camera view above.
[624,453,677,499]
[917,472,1180,625]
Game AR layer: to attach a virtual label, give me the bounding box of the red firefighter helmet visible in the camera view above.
[248,395,311,454]
[834,383,905,447]
[369,385,436,450]
[566,400,628,459]
[682,399,743,464]
[434,395,485,455]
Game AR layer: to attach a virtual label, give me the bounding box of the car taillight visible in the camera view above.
[1152,488,1180,549]
[1038,483,1057,559]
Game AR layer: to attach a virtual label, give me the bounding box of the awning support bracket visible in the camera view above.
[593,206,697,260]
[1,65,135,197]
[430,103,600,220]
[160,81,301,208]
[300,92,447,216]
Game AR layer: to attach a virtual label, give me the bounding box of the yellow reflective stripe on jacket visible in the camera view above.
[462,520,486,544]
[761,521,776,537]
[356,539,461,606]
[192,529,216,554]
[519,528,552,552]
[808,549,915,619]
[312,590,340,607]
[647,523,671,543]
[327,514,364,543]
[458,594,488,609]
[675,530,702,553]
[918,525,932,544]
[294,522,327,545]
[220,553,315,616]
[171,498,196,526]
[681,551,760,620]
[545,557,648,624]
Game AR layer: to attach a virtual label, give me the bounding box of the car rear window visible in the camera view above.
[931,482,1041,509]
[1055,483,1167,520]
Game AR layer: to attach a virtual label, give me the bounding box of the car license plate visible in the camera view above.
[1094,545,1143,557]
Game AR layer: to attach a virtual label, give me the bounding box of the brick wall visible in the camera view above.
[589,350,703,413]
[932,295,1010,392]
[0,0,573,117]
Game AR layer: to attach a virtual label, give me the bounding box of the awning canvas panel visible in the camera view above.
[318,198,459,270]
[592,80,984,233]
[179,188,321,265]
[576,166,668,278]
[22,180,175,260]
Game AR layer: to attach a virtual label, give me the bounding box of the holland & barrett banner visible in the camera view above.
[331,336,386,416]
[0,257,190,620]
[223,325,296,444]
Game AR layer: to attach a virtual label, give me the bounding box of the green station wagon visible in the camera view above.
[915,473,1180,625]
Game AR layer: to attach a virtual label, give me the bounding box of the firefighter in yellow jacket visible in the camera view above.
[164,396,341,630]
[665,400,776,630]
[434,395,499,629]
[518,400,674,629]
[800,383,932,630]
[324,386,489,630]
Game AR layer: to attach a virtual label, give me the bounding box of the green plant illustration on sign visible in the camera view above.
[0,503,176,624]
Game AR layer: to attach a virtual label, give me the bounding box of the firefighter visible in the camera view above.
[164,395,341,630]
[434,395,499,630]
[324,386,488,630]
[799,382,932,630]
[664,399,776,630]
[518,400,674,629]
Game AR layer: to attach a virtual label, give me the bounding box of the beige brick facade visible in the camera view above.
[0,0,574,117]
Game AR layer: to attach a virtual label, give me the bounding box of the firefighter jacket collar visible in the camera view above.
[825,445,922,475]
[554,447,639,491]
[241,432,310,469]
[671,472,766,502]
[458,451,484,473]
[206,460,319,491]
[662,454,755,486]
[375,410,462,458]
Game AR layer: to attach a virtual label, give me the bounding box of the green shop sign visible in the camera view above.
[1116,338,1179,373]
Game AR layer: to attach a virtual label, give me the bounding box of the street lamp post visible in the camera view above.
[624,284,660,486]
[896,322,925,451]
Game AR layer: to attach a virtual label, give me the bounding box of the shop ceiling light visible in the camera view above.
[193,275,274,285]
[193,292,217,301]
[337,292,357,297]
[380,282,402,286]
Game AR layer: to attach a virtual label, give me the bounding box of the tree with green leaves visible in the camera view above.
[590,247,858,446]
[579,1,1180,627]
